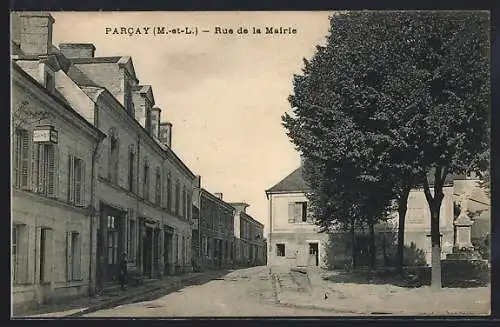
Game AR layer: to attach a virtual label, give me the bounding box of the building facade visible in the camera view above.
[11,60,105,311]
[11,12,197,311]
[266,166,490,269]
[231,203,266,267]
[198,191,235,270]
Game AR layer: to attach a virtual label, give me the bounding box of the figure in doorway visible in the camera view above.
[118,252,128,291]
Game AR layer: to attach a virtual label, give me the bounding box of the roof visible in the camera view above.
[266,166,310,194]
[266,165,461,195]
[70,56,123,64]
[67,65,100,87]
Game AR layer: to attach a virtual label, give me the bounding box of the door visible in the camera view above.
[143,228,153,277]
[106,215,121,281]
[164,232,171,274]
[309,243,319,266]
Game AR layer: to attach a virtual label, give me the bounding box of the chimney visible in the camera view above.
[195,175,201,188]
[159,122,172,148]
[150,107,161,139]
[132,85,154,132]
[214,193,223,200]
[59,43,96,58]
[19,12,55,56]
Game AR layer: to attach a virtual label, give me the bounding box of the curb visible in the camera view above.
[64,272,220,318]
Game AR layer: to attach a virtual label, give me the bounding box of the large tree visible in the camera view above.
[283,11,489,289]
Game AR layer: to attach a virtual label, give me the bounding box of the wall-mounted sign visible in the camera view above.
[33,125,58,144]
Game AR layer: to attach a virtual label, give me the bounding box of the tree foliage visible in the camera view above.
[283,11,490,288]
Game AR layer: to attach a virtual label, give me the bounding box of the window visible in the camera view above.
[276,244,285,257]
[45,72,55,93]
[182,186,187,218]
[175,181,180,216]
[67,232,81,281]
[155,167,161,205]
[33,144,57,198]
[174,234,179,264]
[128,219,136,261]
[39,228,51,283]
[109,135,119,183]
[12,225,18,282]
[288,202,309,223]
[128,149,135,192]
[68,155,85,206]
[14,129,30,189]
[143,161,150,200]
[167,174,172,211]
[182,235,186,264]
[187,192,189,219]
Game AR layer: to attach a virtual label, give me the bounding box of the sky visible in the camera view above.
[50,11,332,234]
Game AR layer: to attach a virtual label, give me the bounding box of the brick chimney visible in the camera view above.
[214,193,223,200]
[150,107,161,139]
[158,122,172,148]
[59,43,96,58]
[195,175,201,188]
[19,12,55,56]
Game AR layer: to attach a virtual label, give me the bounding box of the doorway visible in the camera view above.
[309,243,319,266]
[142,227,153,277]
[164,231,172,275]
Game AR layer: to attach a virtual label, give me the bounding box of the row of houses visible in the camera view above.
[265,166,490,268]
[11,12,266,312]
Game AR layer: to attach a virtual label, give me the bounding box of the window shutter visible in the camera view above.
[20,131,30,189]
[37,145,46,194]
[74,234,81,280]
[47,146,58,198]
[43,229,53,282]
[66,231,73,281]
[295,203,302,223]
[31,143,39,192]
[68,155,75,204]
[288,203,295,223]
[79,160,86,207]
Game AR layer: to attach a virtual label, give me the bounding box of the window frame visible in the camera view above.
[276,243,286,257]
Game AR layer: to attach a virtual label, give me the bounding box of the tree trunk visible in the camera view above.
[368,220,376,268]
[421,168,446,290]
[350,219,357,269]
[396,187,411,275]
[430,203,442,290]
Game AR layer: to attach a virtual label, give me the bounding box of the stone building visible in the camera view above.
[231,203,266,267]
[11,60,105,311]
[266,165,490,268]
[11,12,198,310]
[197,190,235,270]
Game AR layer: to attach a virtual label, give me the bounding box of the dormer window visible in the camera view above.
[45,72,55,93]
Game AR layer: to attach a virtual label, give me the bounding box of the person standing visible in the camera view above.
[118,252,128,291]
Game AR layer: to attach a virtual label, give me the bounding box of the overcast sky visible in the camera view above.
[50,11,332,233]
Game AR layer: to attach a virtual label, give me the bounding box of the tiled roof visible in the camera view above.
[266,165,460,194]
[266,166,310,194]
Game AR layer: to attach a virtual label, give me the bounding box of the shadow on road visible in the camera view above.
[323,267,490,289]
[120,269,232,306]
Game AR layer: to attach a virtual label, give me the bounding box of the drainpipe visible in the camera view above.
[136,136,141,273]
[89,136,104,296]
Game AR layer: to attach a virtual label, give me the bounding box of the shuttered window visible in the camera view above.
[32,144,58,198]
[39,227,52,283]
[288,202,308,223]
[128,150,135,192]
[143,162,150,200]
[166,174,172,211]
[67,155,86,206]
[66,231,81,281]
[155,167,161,205]
[14,129,30,189]
[175,181,180,216]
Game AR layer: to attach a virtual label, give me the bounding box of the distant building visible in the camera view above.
[231,203,266,267]
[265,166,490,268]
[197,190,235,270]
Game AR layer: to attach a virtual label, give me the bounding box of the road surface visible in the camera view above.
[84,266,348,317]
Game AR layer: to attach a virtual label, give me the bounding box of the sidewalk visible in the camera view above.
[17,270,228,318]
[270,266,491,316]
